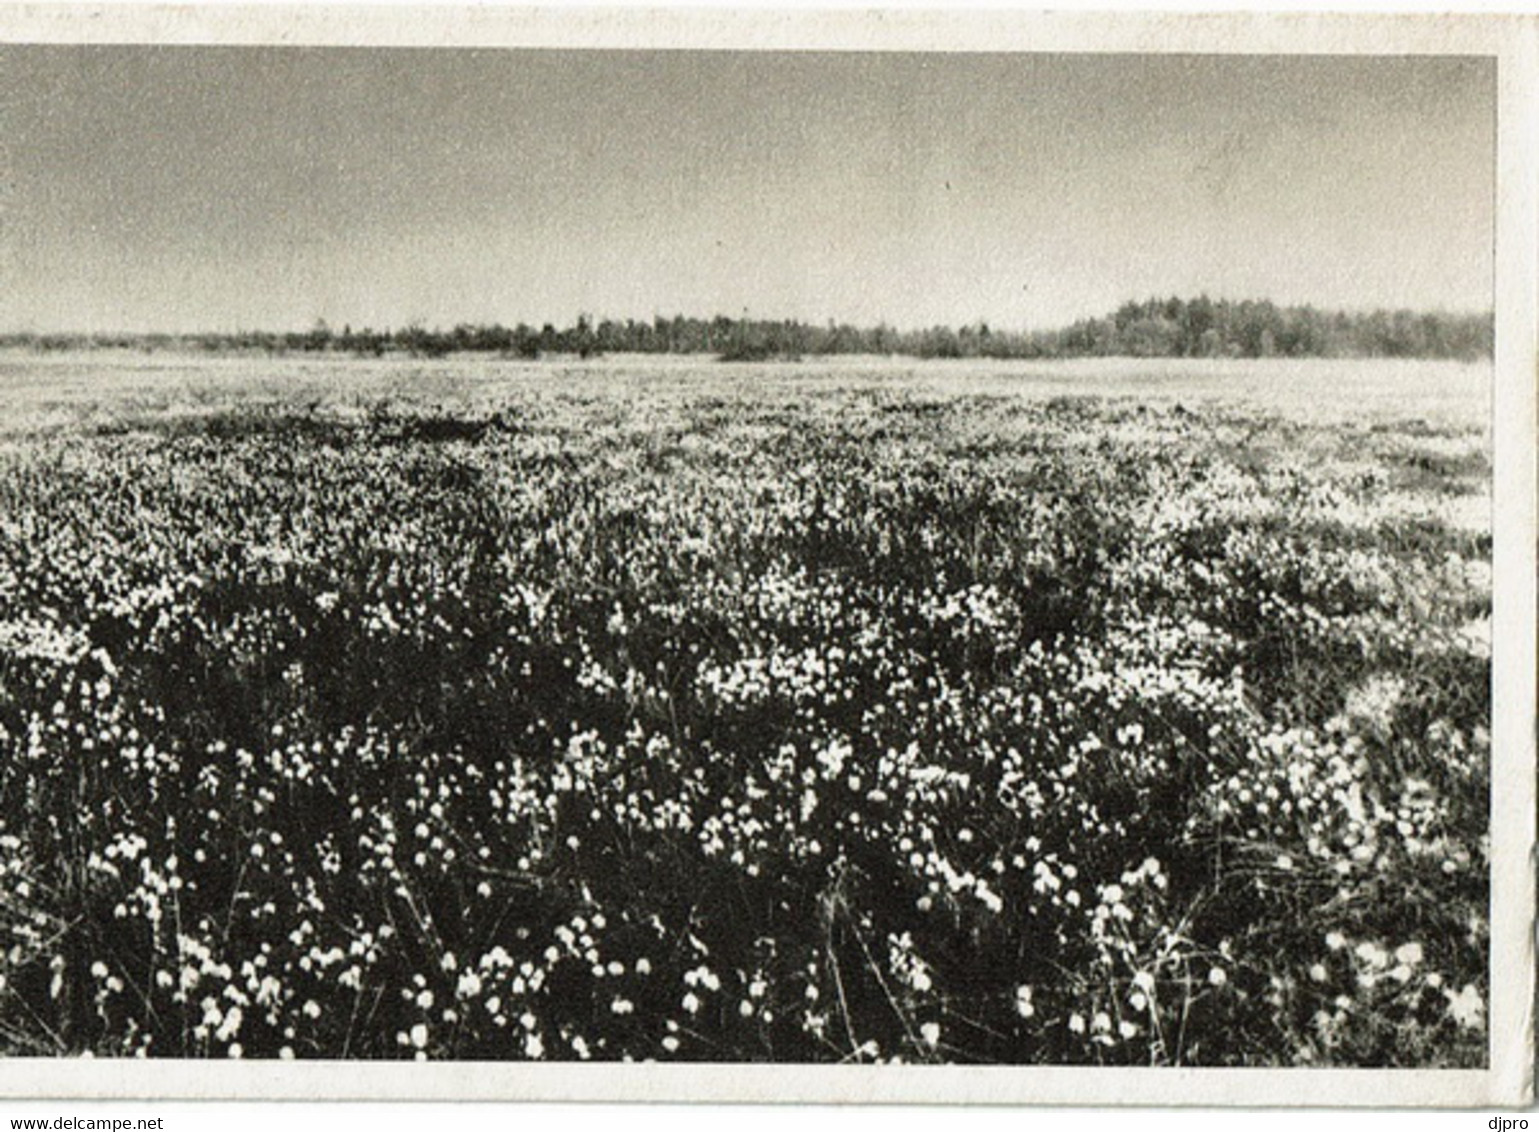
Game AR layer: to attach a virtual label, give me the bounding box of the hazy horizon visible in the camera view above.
[0,297,1496,343]
[1,48,1496,336]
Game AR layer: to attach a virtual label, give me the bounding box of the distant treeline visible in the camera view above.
[1,298,1493,362]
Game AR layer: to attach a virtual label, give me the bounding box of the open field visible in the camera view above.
[0,352,1492,433]
[0,353,1490,1064]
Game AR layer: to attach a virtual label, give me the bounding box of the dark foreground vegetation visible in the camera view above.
[2,297,1493,362]
[0,371,1489,1064]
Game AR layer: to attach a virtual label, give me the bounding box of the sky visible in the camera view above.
[0,48,1496,334]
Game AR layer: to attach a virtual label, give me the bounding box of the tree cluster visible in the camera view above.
[0,298,1492,362]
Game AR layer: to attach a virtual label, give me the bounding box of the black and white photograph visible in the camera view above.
[0,3,1531,1113]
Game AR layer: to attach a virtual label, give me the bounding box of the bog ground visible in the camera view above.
[0,354,1490,1064]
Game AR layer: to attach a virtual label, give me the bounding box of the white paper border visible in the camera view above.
[0,4,1532,1108]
